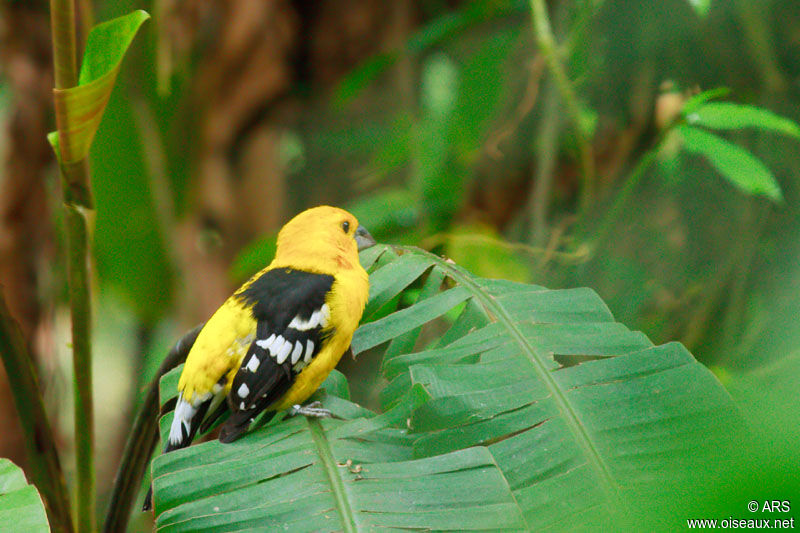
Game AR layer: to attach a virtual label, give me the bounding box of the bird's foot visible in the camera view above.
[289,401,332,418]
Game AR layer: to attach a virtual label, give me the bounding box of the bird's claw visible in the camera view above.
[289,401,332,418]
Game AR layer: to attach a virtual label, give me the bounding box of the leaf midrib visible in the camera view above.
[404,246,622,505]
[306,419,357,533]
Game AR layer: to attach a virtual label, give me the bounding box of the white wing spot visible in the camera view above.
[276,339,293,364]
[288,307,326,331]
[288,314,309,331]
[269,336,286,358]
[305,339,315,363]
[239,401,246,410]
[256,334,276,351]
[246,355,260,372]
[290,341,304,364]
[237,383,250,398]
[320,304,331,327]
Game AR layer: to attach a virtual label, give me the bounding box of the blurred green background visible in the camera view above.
[1,0,799,529]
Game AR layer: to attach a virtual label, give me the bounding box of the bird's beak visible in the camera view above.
[355,225,376,251]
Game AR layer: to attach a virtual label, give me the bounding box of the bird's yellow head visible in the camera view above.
[272,206,376,273]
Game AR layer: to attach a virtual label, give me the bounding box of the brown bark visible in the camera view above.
[0,1,54,470]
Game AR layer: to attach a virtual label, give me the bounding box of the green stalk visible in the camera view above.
[0,295,74,533]
[528,78,561,247]
[49,0,96,531]
[102,324,203,533]
[65,207,95,533]
[583,111,684,252]
[587,148,657,251]
[529,0,596,213]
[50,0,78,89]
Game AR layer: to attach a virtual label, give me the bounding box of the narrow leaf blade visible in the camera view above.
[686,102,800,139]
[678,125,783,201]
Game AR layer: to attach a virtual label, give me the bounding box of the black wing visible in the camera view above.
[218,268,334,443]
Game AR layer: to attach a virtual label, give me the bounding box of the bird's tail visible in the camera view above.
[218,407,277,443]
[142,393,211,512]
[142,486,155,513]
[218,409,253,443]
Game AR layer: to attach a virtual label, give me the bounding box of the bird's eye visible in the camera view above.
[341,221,350,233]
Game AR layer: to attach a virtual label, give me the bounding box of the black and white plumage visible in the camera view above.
[217,268,335,442]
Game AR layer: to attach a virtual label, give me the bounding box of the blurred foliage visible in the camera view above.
[301,0,800,380]
[3,0,800,529]
[91,80,174,324]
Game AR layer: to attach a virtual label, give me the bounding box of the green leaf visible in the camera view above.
[333,0,526,106]
[345,188,419,242]
[362,252,435,319]
[686,0,712,17]
[90,79,174,323]
[360,246,740,529]
[443,224,530,281]
[685,102,800,138]
[51,10,149,163]
[228,234,277,283]
[449,27,517,157]
[677,125,783,201]
[729,352,800,460]
[353,286,471,353]
[151,399,526,531]
[149,245,742,530]
[0,459,49,533]
[78,10,150,85]
[333,53,396,108]
[681,87,731,115]
[317,369,350,400]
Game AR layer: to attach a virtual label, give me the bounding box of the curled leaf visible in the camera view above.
[52,10,150,164]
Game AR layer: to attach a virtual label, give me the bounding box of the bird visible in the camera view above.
[143,205,375,511]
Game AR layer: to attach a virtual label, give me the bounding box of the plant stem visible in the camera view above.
[0,295,74,533]
[528,78,561,247]
[49,0,96,531]
[76,0,94,49]
[102,324,203,533]
[50,0,78,88]
[65,207,95,533]
[529,0,595,213]
[588,146,657,251]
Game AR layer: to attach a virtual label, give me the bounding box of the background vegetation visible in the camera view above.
[0,0,799,530]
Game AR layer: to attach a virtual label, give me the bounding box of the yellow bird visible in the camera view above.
[144,206,375,511]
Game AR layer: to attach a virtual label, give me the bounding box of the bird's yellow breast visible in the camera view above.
[269,268,368,410]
